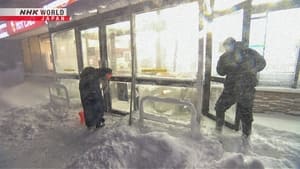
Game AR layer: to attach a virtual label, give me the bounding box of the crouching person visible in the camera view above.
[79,67,112,129]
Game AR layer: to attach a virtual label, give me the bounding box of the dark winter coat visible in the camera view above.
[79,67,111,127]
[217,46,266,93]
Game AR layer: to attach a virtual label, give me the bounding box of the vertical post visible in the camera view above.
[202,0,213,116]
[75,27,83,74]
[242,0,252,46]
[129,12,137,126]
[196,1,205,123]
[100,25,112,113]
[202,32,212,115]
[100,25,108,68]
[49,31,58,81]
[292,48,300,88]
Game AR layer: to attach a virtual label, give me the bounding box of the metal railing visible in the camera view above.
[48,83,70,109]
[139,96,199,132]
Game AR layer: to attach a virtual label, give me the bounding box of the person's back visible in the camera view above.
[79,67,101,101]
[79,67,112,129]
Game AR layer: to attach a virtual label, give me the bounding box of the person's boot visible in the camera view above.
[96,118,105,128]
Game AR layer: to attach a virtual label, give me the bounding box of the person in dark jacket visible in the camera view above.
[79,67,112,129]
[215,37,266,137]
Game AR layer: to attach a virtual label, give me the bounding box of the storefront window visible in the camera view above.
[249,15,267,55]
[254,8,300,86]
[40,36,54,73]
[211,10,243,77]
[80,27,100,68]
[135,2,199,79]
[52,29,78,74]
[21,39,32,73]
[21,35,53,75]
[29,37,44,73]
[106,21,131,76]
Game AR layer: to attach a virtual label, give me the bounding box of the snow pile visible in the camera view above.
[218,153,264,169]
[66,125,263,169]
[0,104,72,145]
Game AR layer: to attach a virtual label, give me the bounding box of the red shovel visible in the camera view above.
[78,111,85,125]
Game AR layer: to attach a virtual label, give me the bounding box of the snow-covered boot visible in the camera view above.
[96,118,105,128]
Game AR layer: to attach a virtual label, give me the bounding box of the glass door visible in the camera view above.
[106,21,132,112]
[133,2,200,125]
[80,27,101,68]
[207,8,245,130]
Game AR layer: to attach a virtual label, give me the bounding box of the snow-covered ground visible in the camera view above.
[0,80,299,169]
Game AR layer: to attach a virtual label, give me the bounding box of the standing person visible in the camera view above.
[79,67,112,129]
[215,37,266,137]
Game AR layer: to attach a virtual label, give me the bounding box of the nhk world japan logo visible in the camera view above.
[0,8,70,21]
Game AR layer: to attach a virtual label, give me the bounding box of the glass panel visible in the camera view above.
[211,10,243,77]
[106,21,131,76]
[249,16,267,55]
[135,2,199,79]
[40,36,54,73]
[21,39,32,73]
[52,29,78,74]
[138,84,197,125]
[258,8,300,86]
[110,81,131,112]
[209,82,236,124]
[29,36,44,73]
[214,0,245,11]
[80,27,100,68]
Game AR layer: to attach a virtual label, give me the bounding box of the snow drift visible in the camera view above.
[66,125,265,169]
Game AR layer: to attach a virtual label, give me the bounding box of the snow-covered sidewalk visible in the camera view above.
[0,80,299,169]
[0,103,299,168]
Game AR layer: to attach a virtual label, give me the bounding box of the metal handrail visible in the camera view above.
[48,83,70,108]
[139,96,199,132]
